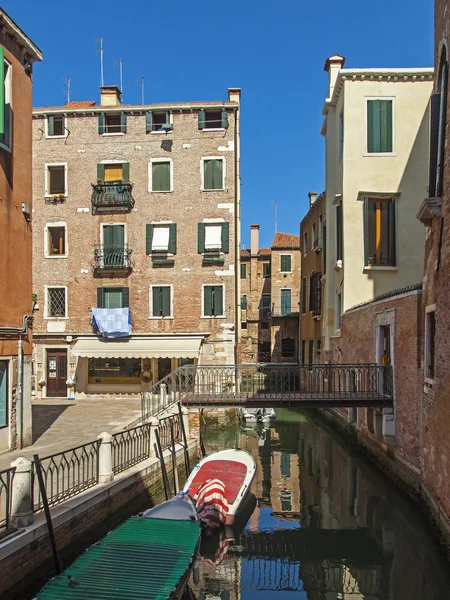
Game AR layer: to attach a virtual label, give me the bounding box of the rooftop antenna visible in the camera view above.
[271,200,278,235]
[133,77,144,105]
[114,59,123,99]
[64,76,71,104]
[95,36,104,87]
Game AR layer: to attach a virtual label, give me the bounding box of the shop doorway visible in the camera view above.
[157,357,172,381]
[46,349,68,397]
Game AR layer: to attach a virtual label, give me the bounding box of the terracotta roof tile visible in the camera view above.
[65,101,96,107]
[271,232,300,249]
[240,248,271,257]
[240,249,250,258]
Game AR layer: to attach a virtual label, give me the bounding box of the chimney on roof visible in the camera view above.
[324,53,346,99]
[250,224,260,256]
[308,191,318,207]
[100,85,122,107]
[228,88,241,103]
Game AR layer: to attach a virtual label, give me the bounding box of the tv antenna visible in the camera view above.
[133,77,144,105]
[64,76,71,104]
[114,59,123,98]
[95,36,104,86]
[271,200,278,235]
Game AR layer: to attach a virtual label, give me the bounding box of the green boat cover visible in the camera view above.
[37,517,201,600]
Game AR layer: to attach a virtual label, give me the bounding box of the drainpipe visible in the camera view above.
[17,339,23,450]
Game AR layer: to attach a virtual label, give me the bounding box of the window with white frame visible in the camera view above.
[46,164,67,196]
[149,159,172,192]
[0,53,12,151]
[46,287,67,318]
[151,285,172,318]
[203,285,224,317]
[46,115,66,138]
[280,255,292,273]
[366,98,394,154]
[202,157,225,190]
[45,223,67,257]
[425,306,436,380]
[198,109,228,130]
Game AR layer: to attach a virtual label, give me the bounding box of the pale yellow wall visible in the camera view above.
[323,75,432,348]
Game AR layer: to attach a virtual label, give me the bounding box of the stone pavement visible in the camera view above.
[0,396,142,470]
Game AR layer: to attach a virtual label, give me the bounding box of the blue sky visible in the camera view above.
[6,0,433,248]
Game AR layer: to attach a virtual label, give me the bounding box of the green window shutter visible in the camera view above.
[221,110,229,129]
[122,162,130,182]
[301,278,307,313]
[97,287,104,308]
[162,287,171,317]
[263,262,271,278]
[281,255,291,271]
[198,223,205,253]
[98,113,106,134]
[204,160,214,190]
[281,289,291,315]
[152,162,170,191]
[120,113,127,133]
[146,224,154,255]
[48,115,55,136]
[198,110,205,129]
[152,287,161,316]
[221,222,230,253]
[213,286,223,316]
[429,93,441,198]
[367,100,379,153]
[213,159,223,189]
[0,46,4,135]
[168,223,177,254]
[204,286,212,316]
[363,197,369,266]
[241,295,247,310]
[380,100,393,153]
[240,263,247,279]
[146,111,153,133]
[389,198,396,266]
[105,288,123,309]
[122,287,129,308]
[97,164,105,182]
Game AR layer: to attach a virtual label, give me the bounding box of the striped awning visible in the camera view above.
[71,337,202,359]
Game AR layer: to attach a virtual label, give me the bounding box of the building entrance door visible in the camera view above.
[157,357,172,381]
[46,349,68,397]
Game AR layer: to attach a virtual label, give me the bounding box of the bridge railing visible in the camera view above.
[141,363,393,417]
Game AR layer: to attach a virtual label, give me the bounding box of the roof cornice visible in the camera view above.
[33,101,238,116]
[300,193,325,228]
[0,9,42,61]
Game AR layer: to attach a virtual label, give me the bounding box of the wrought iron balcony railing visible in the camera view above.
[93,244,132,271]
[91,181,135,211]
[270,304,300,318]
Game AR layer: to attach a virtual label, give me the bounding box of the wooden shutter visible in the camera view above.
[120,113,127,133]
[363,197,369,266]
[169,223,177,254]
[0,46,4,135]
[152,287,161,316]
[198,223,205,253]
[389,198,396,266]
[98,113,106,134]
[213,160,223,189]
[281,289,291,315]
[146,224,154,254]
[162,287,171,317]
[152,162,170,191]
[281,255,291,272]
[198,110,205,129]
[48,115,55,136]
[203,160,213,190]
[213,286,223,316]
[380,100,393,153]
[429,93,441,198]
[221,222,230,253]
[204,286,212,316]
[97,164,105,182]
[146,111,153,133]
[97,287,105,308]
[122,162,130,182]
[240,263,246,279]
[367,100,379,153]
[221,110,229,129]
[122,287,129,308]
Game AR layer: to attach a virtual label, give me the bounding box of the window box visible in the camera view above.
[152,258,175,267]
[202,256,224,265]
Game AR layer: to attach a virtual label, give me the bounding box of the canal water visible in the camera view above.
[190,408,450,600]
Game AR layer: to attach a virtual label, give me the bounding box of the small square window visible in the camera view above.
[241,322,248,330]
[152,112,169,131]
[105,113,122,133]
[152,226,170,252]
[280,255,292,272]
[47,166,66,196]
[47,115,65,137]
[47,287,67,318]
[204,110,222,129]
[151,160,171,192]
[104,164,123,182]
[47,226,66,256]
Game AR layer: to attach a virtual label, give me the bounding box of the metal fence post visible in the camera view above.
[10,457,33,528]
[97,432,114,483]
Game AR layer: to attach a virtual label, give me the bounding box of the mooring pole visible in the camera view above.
[170,421,178,494]
[154,430,172,499]
[33,454,61,575]
[199,408,206,457]
[178,402,191,476]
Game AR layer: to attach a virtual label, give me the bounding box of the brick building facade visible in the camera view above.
[0,10,41,451]
[32,87,240,398]
[239,225,300,364]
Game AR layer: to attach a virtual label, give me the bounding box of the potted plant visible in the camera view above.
[38,377,46,388]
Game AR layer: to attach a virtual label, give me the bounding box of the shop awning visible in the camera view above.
[71,337,202,359]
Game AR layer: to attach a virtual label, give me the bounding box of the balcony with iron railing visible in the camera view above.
[91,181,135,212]
[269,303,300,318]
[312,237,323,252]
[93,244,132,272]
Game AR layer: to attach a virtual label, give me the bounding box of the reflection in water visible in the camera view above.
[190,409,450,599]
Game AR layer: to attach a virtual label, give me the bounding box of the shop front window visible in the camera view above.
[88,357,141,384]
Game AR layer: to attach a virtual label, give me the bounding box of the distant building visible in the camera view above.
[239,225,300,363]
[299,191,325,364]
[0,9,42,451]
[32,86,240,398]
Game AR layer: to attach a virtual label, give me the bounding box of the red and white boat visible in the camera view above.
[183,448,256,526]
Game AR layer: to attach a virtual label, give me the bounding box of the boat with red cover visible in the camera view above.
[183,448,256,526]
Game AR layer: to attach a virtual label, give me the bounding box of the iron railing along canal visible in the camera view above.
[157,413,182,450]
[112,423,152,475]
[32,439,100,512]
[0,466,15,533]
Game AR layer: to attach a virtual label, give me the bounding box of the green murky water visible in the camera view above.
[190,408,450,599]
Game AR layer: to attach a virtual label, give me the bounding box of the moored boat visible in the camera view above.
[183,449,256,526]
[240,407,276,423]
